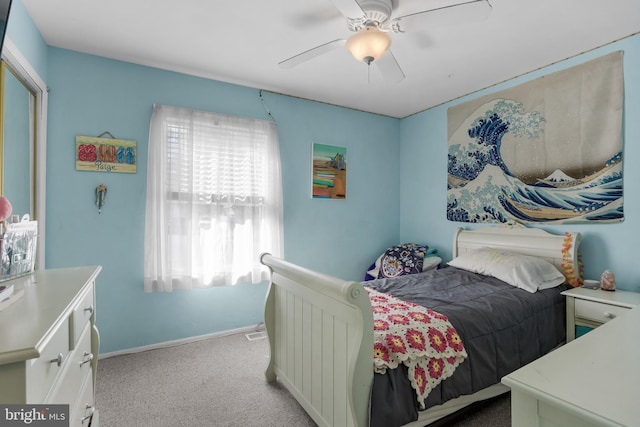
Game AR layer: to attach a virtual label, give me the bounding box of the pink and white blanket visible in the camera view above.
[367,287,468,409]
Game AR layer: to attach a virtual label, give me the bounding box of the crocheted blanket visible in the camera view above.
[367,287,468,409]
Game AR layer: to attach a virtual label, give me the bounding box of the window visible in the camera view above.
[144,104,283,291]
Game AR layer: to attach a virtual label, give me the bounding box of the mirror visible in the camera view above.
[1,38,48,268]
[1,60,35,218]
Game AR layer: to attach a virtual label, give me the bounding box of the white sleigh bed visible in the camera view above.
[260,225,581,427]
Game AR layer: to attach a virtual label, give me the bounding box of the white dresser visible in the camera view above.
[0,266,102,426]
[502,304,640,426]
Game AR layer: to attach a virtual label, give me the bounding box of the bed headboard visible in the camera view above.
[453,223,582,286]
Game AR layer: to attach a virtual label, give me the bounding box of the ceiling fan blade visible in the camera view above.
[288,8,344,29]
[279,39,346,69]
[374,50,405,83]
[392,0,492,32]
[329,0,366,19]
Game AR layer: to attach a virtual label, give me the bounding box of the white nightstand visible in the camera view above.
[562,286,640,341]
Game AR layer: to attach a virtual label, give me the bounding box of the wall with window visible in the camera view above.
[11,0,640,354]
[44,48,400,353]
[7,0,402,353]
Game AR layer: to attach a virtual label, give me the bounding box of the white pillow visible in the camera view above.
[447,247,565,293]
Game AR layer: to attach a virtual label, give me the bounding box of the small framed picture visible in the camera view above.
[312,143,347,199]
[76,135,137,173]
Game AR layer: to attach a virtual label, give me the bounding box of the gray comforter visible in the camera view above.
[365,266,568,427]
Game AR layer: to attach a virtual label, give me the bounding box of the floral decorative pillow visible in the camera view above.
[377,243,428,279]
[447,247,566,293]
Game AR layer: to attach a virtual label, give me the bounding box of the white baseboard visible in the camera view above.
[98,323,265,359]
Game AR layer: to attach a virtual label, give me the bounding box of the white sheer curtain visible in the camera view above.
[144,104,284,292]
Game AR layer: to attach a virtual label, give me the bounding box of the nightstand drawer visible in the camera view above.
[575,299,629,324]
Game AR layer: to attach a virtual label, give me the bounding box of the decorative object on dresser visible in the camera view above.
[0,266,102,427]
[599,269,616,291]
[0,282,25,314]
[0,218,38,282]
[0,195,12,229]
[562,286,640,341]
[0,285,23,312]
[0,284,12,302]
[582,279,599,289]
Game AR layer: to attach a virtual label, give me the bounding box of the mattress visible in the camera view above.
[365,266,568,427]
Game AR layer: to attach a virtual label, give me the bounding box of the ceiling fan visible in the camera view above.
[279,0,492,82]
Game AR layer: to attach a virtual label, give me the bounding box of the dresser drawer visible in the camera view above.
[575,299,629,324]
[47,322,94,406]
[69,368,96,427]
[26,318,70,402]
[71,282,95,347]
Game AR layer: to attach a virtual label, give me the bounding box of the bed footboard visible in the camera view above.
[260,253,374,427]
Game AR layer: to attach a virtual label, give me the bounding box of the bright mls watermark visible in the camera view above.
[0,405,69,426]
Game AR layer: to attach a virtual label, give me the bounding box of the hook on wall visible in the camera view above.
[96,131,116,139]
[96,184,107,214]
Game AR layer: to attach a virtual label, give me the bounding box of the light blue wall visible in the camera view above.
[400,34,640,292]
[261,93,401,276]
[8,0,640,354]
[5,0,401,353]
[45,49,400,353]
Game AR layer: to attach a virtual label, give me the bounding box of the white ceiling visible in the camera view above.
[21,0,640,118]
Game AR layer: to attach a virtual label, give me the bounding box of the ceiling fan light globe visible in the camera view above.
[345,27,391,64]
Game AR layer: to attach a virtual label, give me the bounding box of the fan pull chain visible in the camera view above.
[363,55,374,84]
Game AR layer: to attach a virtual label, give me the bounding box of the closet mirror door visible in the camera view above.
[0,38,47,269]
[1,60,35,219]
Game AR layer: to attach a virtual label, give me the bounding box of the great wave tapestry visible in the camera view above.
[447,51,623,224]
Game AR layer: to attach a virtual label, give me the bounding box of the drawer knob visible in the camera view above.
[81,405,95,424]
[604,312,616,319]
[84,305,94,315]
[80,351,94,367]
[49,353,64,367]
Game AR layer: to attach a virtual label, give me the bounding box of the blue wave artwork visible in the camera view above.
[447,99,623,224]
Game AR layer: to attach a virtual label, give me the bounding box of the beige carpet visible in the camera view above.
[95,331,509,426]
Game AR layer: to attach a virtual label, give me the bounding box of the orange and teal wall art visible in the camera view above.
[312,143,346,199]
